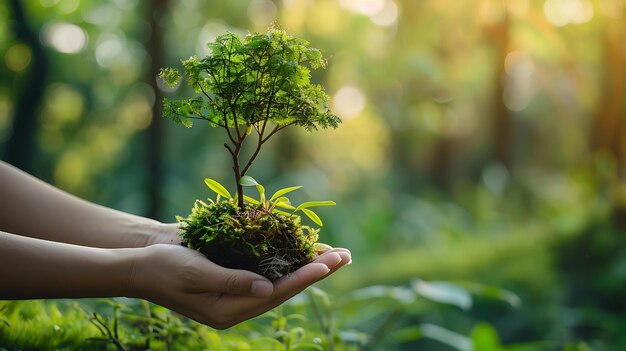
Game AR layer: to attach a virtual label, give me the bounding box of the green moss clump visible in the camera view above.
[177,199,320,281]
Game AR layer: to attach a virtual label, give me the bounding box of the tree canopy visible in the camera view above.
[160,27,340,132]
[160,26,340,206]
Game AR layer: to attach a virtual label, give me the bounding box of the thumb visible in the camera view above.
[201,263,274,297]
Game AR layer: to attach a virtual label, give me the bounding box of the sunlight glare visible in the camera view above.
[340,0,398,26]
[332,86,366,119]
[95,33,125,68]
[247,0,278,28]
[544,0,593,26]
[340,0,385,16]
[42,22,87,54]
[371,0,398,27]
[196,20,229,56]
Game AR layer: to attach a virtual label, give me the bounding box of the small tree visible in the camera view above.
[160,27,341,208]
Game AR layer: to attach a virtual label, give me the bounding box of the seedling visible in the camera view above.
[160,26,340,280]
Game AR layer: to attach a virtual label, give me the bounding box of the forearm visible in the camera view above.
[0,230,136,299]
[0,161,167,248]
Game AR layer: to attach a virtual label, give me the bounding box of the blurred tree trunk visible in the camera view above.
[486,10,512,170]
[4,0,48,174]
[432,135,453,190]
[590,11,625,179]
[145,0,169,220]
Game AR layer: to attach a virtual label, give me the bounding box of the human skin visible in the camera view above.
[0,161,351,328]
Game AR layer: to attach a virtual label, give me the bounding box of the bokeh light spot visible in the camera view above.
[307,0,344,37]
[42,22,87,54]
[41,84,85,131]
[247,0,278,28]
[119,97,153,131]
[505,50,534,79]
[55,150,88,192]
[544,0,593,26]
[95,32,125,68]
[196,20,229,56]
[371,0,398,27]
[5,43,32,72]
[332,86,366,119]
[340,0,385,16]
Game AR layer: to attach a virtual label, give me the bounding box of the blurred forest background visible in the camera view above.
[1,0,626,350]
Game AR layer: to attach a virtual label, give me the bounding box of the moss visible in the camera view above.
[177,199,319,280]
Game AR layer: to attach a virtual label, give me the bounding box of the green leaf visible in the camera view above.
[471,323,502,351]
[420,323,472,351]
[412,279,472,311]
[243,195,260,204]
[204,178,232,199]
[392,326,423,343]
[239,175,259,186]
[239,175,265,200]
[458,283,521,308]
[274,196,291,204]
[302,208,323,226]
[308,287,331,310]
[257,183,265,202]
[274,201,296,210]
[269,185,302,201]
[295,201,336,212]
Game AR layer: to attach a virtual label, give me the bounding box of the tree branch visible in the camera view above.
[168,106,225,128]
[261,121,296,143]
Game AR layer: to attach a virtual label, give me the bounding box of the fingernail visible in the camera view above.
[328,252,342,269]
[338,252,352,265]
[251,279,273,297]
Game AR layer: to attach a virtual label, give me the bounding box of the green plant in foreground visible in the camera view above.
[160,25,340,279]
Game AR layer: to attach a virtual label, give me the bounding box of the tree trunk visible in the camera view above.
[4,0,48,175]
[590,10,625,179]
[488,11,512,170]
[145,0,170,220]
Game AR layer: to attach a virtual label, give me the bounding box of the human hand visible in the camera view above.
[128,244,351,329]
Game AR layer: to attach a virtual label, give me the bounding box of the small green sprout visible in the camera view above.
[203,176,335,227]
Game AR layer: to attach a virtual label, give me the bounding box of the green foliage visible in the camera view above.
[160,25,340,208]
[201,176,335,227]
[0,279,523,351]
[160,26,340,132]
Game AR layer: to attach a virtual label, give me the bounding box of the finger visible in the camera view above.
[196,261,274,297]
[314,242,333,254]
[210,252,347,323]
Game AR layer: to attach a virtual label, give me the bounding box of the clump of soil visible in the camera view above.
[177,200,320,281]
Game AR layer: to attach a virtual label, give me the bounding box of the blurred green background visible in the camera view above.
[1,0,626,350]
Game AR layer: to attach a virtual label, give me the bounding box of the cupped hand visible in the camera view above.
[128,244,351,329]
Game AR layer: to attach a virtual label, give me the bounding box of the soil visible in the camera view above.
[178,200,319,280]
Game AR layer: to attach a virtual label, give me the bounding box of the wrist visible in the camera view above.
[121,246,148,299]
[127,219,170,247]
[143,222,182,246]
